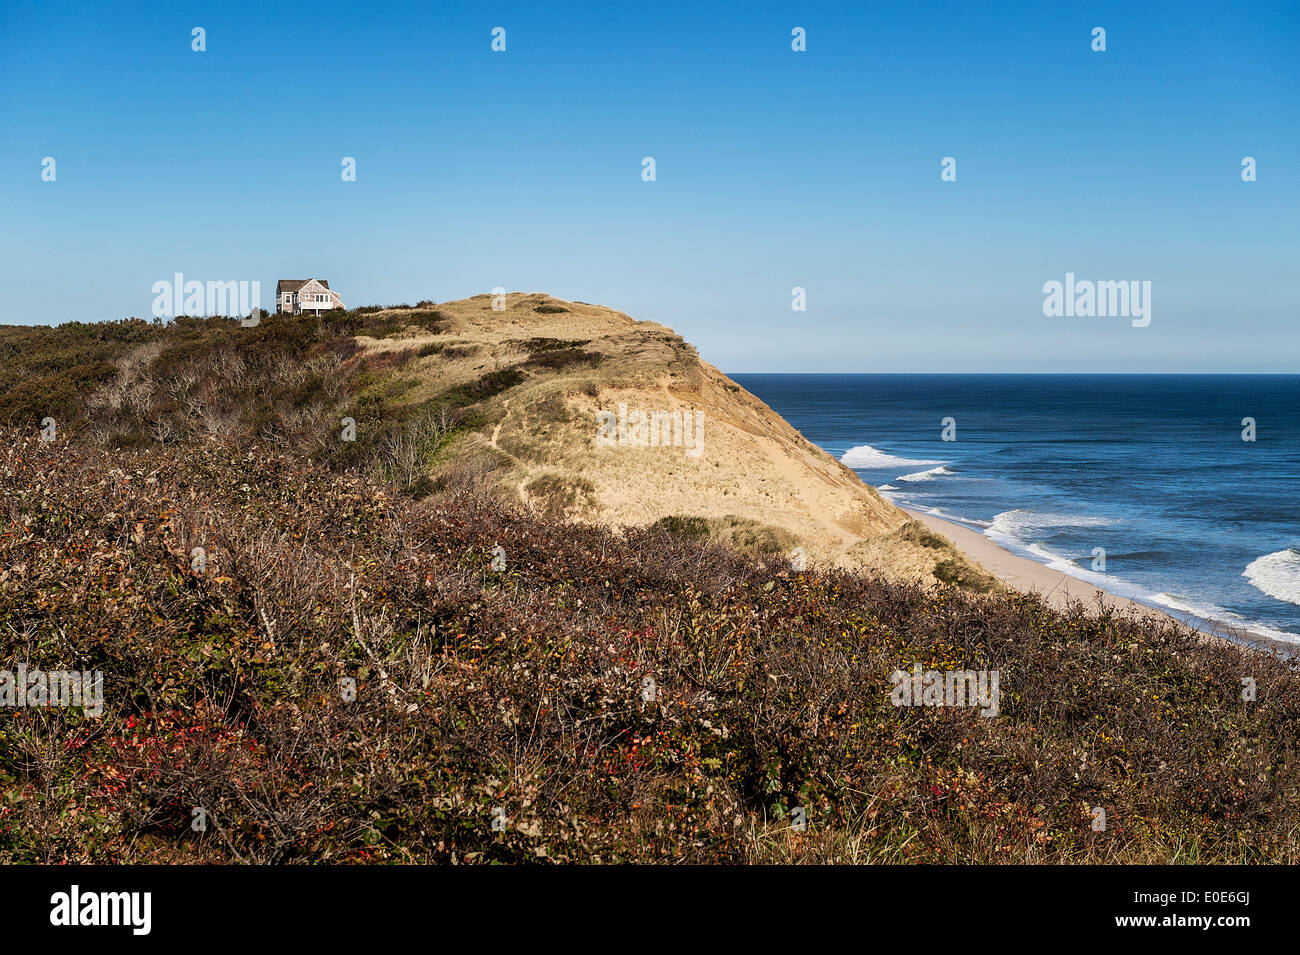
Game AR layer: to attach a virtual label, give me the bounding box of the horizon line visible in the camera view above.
[726,371,1300,376]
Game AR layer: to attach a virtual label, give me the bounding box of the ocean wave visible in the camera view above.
[1151,592,1231,618]
[896,465,956,483]
[985,508,1112,551]
[1102,550,1166,563]
[1022,541,1147,598]
[878,483,899,491]
[840,444,942,469]
[1243,549,1300,607]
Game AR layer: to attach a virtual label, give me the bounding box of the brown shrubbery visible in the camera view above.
[2,311,1299,863]
[3,432,1299,863]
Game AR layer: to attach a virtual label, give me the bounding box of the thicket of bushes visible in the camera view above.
[0,319,157,428]
[0,311,517,492]
[1,310,1298,864]
[2,432,1299,863]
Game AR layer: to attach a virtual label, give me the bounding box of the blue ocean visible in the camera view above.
[732,375,1300,645]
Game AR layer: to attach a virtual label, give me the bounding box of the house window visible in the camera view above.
[283,293,292,303]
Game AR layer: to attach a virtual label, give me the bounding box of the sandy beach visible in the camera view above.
[903,507,1296,657]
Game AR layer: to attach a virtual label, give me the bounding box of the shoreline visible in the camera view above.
[903,507,1297,658]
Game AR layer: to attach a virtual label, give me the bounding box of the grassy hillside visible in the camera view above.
[0,296,986,586]
[2,300,1298,863]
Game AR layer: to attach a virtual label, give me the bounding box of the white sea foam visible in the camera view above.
[1021,541,1148,599]
[1151,592,1300,645]
[1233,622,1299,645]
[1151,592,1235,619]
[896,465,956,483]
[840,445,942,469]
[985,508,1111,552]
[989,546,1300,645]
[1243,549,1300,607]
[982,509,1155,599]
[912,504,990,528]
[1026,542,1070,565]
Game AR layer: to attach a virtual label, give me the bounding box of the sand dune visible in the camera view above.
[360,293,988,586]
[358,294,1300,655]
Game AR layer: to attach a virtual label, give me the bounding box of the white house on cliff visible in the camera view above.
[276,279,345,314]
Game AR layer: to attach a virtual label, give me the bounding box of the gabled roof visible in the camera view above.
[276,279,330,293]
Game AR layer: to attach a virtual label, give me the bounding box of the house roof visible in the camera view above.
[276,279,330,293]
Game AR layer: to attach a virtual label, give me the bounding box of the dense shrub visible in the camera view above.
[523,347,602,372]
[0,319,158,427]
[2,432,1299,864]
[438,367,527,407]
[3,309,1299,865]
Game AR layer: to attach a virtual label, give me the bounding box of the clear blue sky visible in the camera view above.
[2,0,1296,372]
